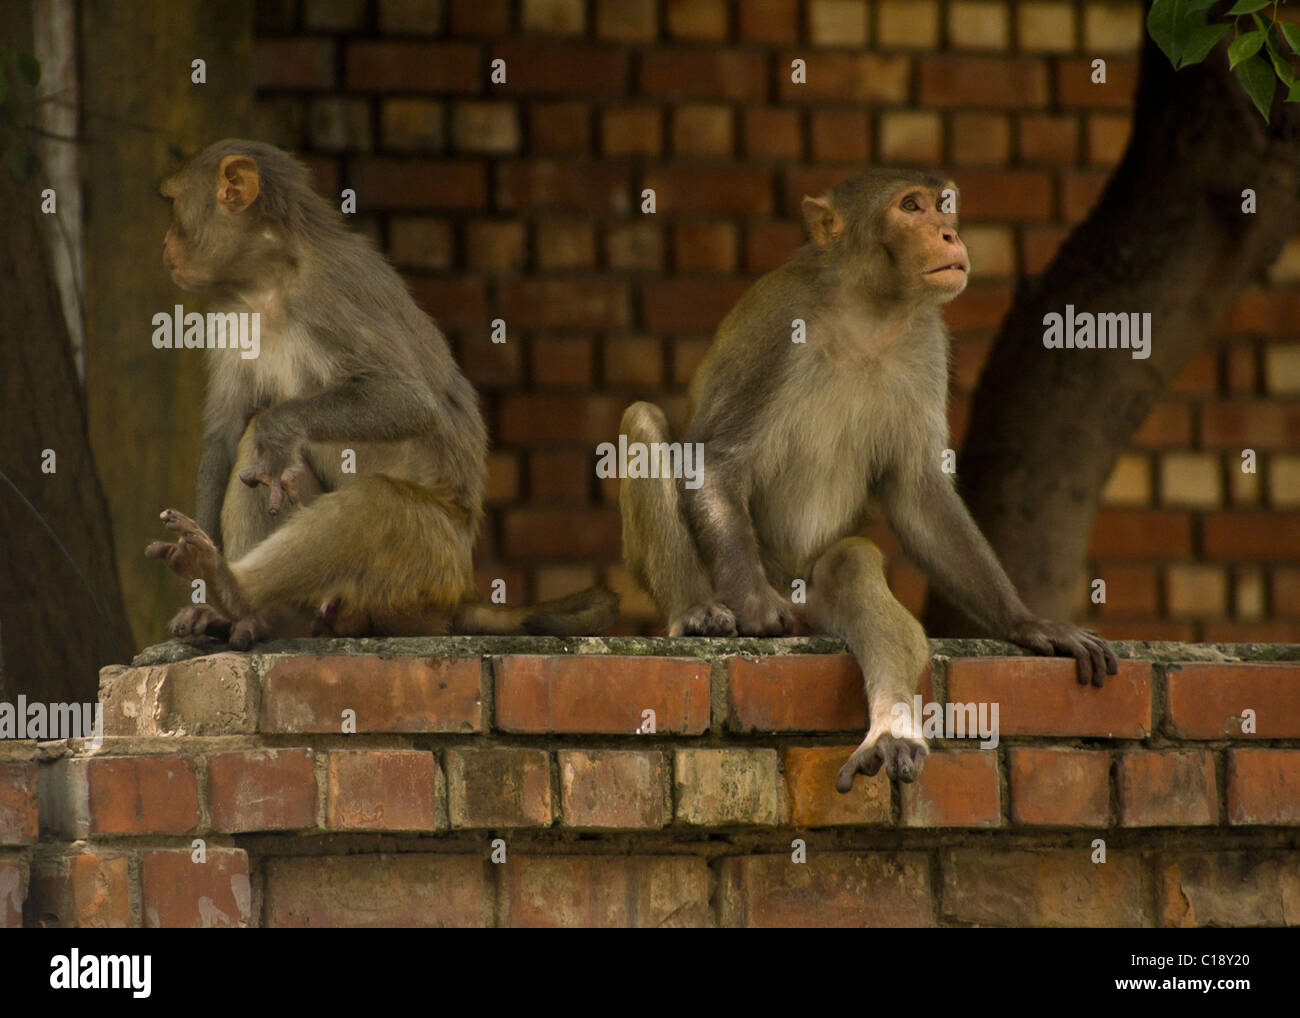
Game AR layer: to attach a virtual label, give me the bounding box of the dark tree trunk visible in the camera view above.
[925,27,1300,636]
[0,168,134,701]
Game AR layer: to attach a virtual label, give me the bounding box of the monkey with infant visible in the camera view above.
[147,139,615,647]
[620,169,1117,791]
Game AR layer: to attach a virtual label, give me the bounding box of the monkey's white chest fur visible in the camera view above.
[213,319,339,405]
[749,343,942,572]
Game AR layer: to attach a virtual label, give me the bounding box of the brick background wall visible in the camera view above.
[246,0,1300,640]
[3,639,1296,927]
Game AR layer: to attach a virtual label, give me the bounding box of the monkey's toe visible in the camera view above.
[229,615,273,651]
[311,597,342,636]
[836,733,928,793]
[676,602,738,637]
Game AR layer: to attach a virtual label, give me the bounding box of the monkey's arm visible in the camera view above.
[194,435,234,545]
[882,470,1117,686]
[678,455,793,636]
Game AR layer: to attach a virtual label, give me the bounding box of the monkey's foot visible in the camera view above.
[673,602,738,637]
[229,614,274,651]
[168,604,232,642]
[836,728,928,791]
[146,509,253,621]
[730,587,795,636]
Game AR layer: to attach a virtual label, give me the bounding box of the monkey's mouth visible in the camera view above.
[925,263,968,275]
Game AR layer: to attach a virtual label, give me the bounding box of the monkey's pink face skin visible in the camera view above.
[883,185,969,301]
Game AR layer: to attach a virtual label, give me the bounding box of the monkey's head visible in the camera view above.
[160,138,315,293]
[801,169,969,306]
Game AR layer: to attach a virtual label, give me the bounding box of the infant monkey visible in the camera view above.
[148,139,615,647]
[620,169,1116,790]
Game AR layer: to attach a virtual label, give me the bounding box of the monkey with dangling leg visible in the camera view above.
[147,139,616,647]
[619,169,1117,791]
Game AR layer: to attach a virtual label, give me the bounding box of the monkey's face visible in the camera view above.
[160,153,269,293]
[879,183,969,304]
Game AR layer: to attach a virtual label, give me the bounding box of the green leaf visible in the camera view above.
[1147,0,1181,66]
[15,52,39,87]
[1177,22,1230,67]
[1229,29,1266,68]
[1258,19,1298,86]
[1226,0,1272,13]
[1281,22,1300,53]
[1235,52,1278,118]
[1287,79,1300,101]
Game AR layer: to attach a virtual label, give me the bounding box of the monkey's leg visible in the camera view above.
[807,537,930,790]
[619,402,735,636]
[221,419,326,560]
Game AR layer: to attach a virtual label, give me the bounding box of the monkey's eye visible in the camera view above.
[901,195,922,212]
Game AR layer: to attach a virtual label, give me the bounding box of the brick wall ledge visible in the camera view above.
[0,639,1296,927]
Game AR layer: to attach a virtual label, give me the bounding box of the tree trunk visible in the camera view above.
[925,28,1300,636]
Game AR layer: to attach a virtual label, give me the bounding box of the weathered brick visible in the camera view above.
[642,279,751,332]
[27,854,129,929]
[65,756,200,837]
[141,848,250,928]
[785,746,891,827]
[349,158,487,209]
[945,658,1152,737]
[675,748,779,825]
[1227,749,1300,825]
[327,750,443,831]
[919,56,1048,107]
[0,859,26,928]
[445,748,551,828]
[209,750,317,833]
[1055,57,1138,108]
[100,654,257,736]
[502,855,709,927]
[641,51,767,101]
[522,0,585,35]
[596,0,657,41]
[602,107,662,156]
[503,507,622,558]
[381,97,446,151]
[345,41,478,92]
[255,38,336,89]
[729,654,865,732]
[778,53,910,102]
[495,655,710,734]
[901,750,1001,828]
[1117,750,1217,827]
[261,655,483,733]
[490,42,626,95]
[719,854,931,927]
[1008,748,1110,827]
[1158,852,1300,927]
[1167,662,1300,738]
[0,762,37,845]
[559,750,666,828]
[266,854,486,927]
[942,849,1142,927]
[499,278,629,327]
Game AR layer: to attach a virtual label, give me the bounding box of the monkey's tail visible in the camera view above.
[453,586,619,637]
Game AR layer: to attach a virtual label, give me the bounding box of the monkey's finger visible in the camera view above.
[144,540,174,560]
[239,466,272,489]
[1067,641,1092,686]
[267,480,287,515]
[1083,637,1107,688]
[1099,638,1120,675]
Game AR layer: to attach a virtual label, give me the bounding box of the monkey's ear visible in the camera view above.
[216,155,260,213]
[801,196,843,248]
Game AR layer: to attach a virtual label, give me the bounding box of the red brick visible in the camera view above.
[1094,564,1159,615]
[490,42,626,94]
[261,655,484,733]
[1204,512,1300,560]
[778,53,910,102]
[1201,402,1300,449]
[1227,748,1300,825]
[729,654,866,732]
[0,859,21,928]
[919,56,1048,107]
[532,336,594,387]
[498,393,626,443]
[28,854,129,929]
[141,848,251,928]
[445,747,552,828]
[497,160,630,211]
[1167,662,1300,738]
[745,221,804,273]
[349,158,487,209]
[500,279,628,328]
[719,854,932,927]
[739,0,798,42]
[0,762,36,845]
[448,0,510,36]
[345,41,479,91]
[504,507,622,558]
[254,38,336,89]
[1055,58,1138,108]
[743,108,802,160]
[601,107,662,156]
[460,336,523,388]
[529,101,591,154]
[956,170,1054,220]
[406,278,487,330]
[810,111,871,162]
[327,750,442,831]
[1018,113,1079,164]
[675,748,779,825]
[643,279,750,332]
[502,855,710,927]
[640,51,767,101]
[1088,510,1193,557]
[1220,289,1300,337]
[949,657,1151,737]
[1117,750,1217,827]
[528,449,592,500]
[1134,403,1193,446]
[1158,852,1300,927]
[1062,170,1109,222]
[643,167,772,216]
[85,756,199,836]
[901,750,1001,828]
[942,849,1142,927]
[496,655,710,734]
[785,746,892,827]
[265,854,486,927]
[1008,748,1110,827]
[667,0,727,39]
[558,750,666,828]
[1171,348,1218,392]
[208,750,317,833]
[673,222,737,273]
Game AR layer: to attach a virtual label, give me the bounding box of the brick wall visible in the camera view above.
[4,638,1297,927]
[246,0,1300,640]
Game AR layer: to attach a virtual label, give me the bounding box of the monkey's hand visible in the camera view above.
[728,584,795,637]
[1004,615,1118,688]
[837,716,928,791]
[238,423,312,515]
